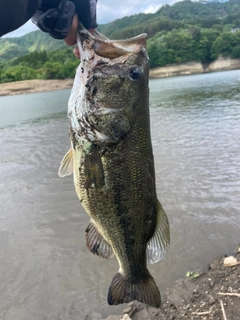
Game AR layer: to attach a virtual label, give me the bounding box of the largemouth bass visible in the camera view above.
[59,25,170,308]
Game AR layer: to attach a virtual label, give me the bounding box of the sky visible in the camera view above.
[3,0,180,38]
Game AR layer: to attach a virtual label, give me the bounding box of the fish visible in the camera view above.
[58,25,170,308]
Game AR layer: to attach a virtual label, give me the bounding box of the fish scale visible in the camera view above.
[59,25,170,308]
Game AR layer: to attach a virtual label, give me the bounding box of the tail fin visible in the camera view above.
[107,272,161,308]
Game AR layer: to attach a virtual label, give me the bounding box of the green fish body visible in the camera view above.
[59,26,170,308]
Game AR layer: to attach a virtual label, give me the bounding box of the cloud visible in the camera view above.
[2,0,180,38]
[143,5,161,14]
[97,0,179,23]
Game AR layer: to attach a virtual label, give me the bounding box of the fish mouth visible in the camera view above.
[68,24,149,144]
[77,23,148,61]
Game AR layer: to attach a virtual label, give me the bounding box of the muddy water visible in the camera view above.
[0,71,240,319]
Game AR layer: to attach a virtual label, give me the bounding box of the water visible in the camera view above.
[0,70,240,319]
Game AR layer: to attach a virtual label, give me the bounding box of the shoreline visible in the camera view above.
[1,58,240,97]
[149,56,240,78]
[0,79,73,96]
[87,245,240,320]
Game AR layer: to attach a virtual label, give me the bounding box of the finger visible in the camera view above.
[64,14,78,46]
[52,0,75,38]
[32,0,75,39]
[88,28,95,35]
[73,46,80,58]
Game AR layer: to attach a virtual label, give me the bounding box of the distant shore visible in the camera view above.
[149,56,240,78]
[1,57,240,96]
[0,79,73,96]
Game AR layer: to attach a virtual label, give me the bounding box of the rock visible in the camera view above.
[86,247,240,320]
[85,311,103,320]
[208,295,216,305]
[234,244,240,254]
[223,256,239,267]
[165,278,196,307]
[121,301,161,320]
[99,301,163,320]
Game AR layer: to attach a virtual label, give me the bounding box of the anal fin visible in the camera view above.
[86,220,114,259]
[147,200,170,264]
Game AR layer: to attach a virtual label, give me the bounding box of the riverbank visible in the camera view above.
[1,58,240,97]
[86,245,240,320]
[149,57,240,78]
[0,79,73,96]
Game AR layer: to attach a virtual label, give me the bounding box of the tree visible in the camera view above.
[211,32,237,59]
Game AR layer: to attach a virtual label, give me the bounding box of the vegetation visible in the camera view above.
[1,0,240,82]
[0,48,79,83]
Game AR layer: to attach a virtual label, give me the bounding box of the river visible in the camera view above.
[0,70,240,319]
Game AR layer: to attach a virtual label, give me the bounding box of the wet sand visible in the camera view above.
[87,245,240,320]
[1,57,240,97]
[0,79,73,96]
[150,57,240,79]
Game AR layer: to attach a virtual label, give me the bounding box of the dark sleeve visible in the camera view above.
[0,0,42,37]
[31,0,97,39]
[73,0,97,29]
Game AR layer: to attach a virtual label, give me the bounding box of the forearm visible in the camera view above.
[0,0,42,36]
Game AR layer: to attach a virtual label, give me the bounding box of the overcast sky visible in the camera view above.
[3,0,180,38]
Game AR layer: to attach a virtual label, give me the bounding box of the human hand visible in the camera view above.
[64,14,95,58]
[64,14,80,57]
[32,0,97,40]
[32,0,75,39]
[64,14,79,45]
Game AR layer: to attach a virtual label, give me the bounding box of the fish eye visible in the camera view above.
[129,68,142,81]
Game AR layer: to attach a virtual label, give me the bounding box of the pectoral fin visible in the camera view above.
[83,145,105,189]
[147,200,170,264]
[58,148,73,177]
[86,220,114,259]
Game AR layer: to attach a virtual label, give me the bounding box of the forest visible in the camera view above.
[1,0,240,83]
[0,49,79,83]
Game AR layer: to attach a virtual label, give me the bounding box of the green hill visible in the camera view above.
[0,31,65,63]
[0,42,28,61]
[97,0,240,38]
[2,0,240,62]
[1,0,240,83]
